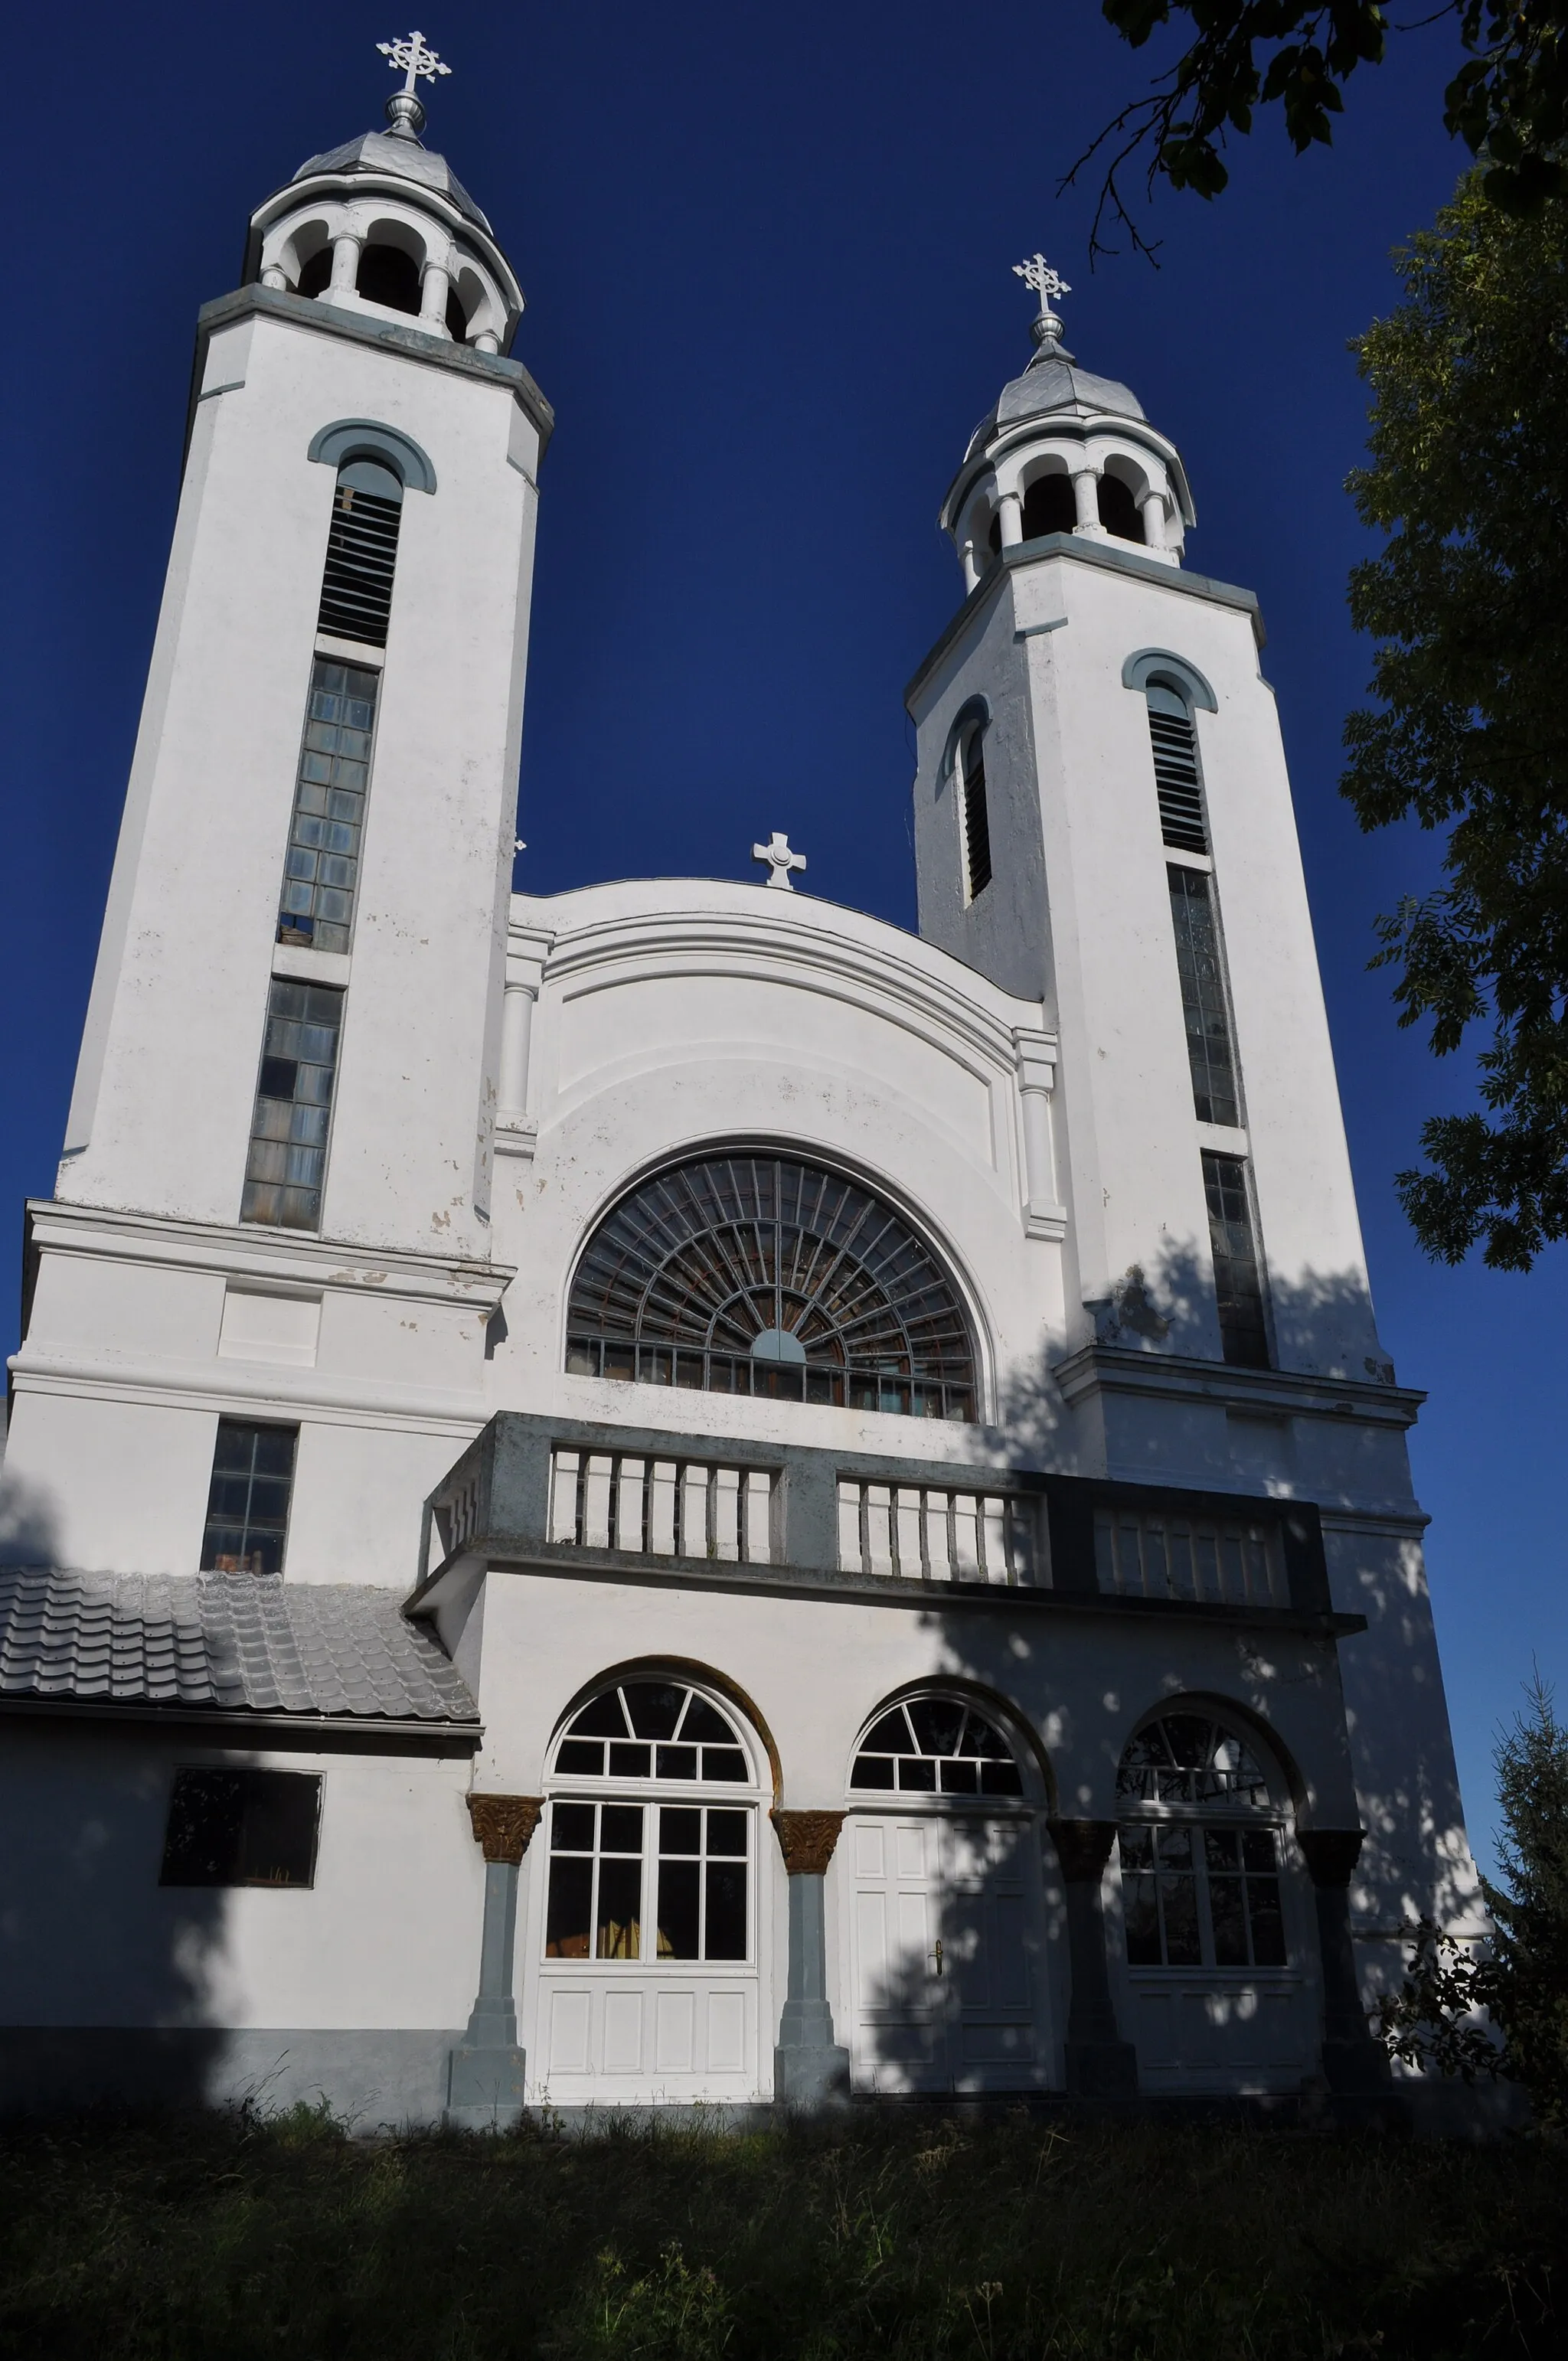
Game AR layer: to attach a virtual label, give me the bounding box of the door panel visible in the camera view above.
[846,1814,1048,2093]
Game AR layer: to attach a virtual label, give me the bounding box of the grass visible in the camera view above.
[0,2105,1559,2359]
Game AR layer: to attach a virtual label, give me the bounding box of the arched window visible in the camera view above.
[957,718,992,902]
[1116,1711,1288,1971]
[851,1694,1023,1796]
[1145,681,1207,854]
[544,1678,761,1964]
[1021,474,1075,541]
[1097,472,1143,543]
[566,1153,977,1421]
[317,457,404,650]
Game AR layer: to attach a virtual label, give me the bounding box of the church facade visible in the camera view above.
[0,55,1485,2124]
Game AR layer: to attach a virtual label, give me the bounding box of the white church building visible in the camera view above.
[0,41,1485,2125]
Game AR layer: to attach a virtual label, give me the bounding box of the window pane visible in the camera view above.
[656,1745,697,1779]
[624,1681,685,1739]
[850,1754,895,1789]
[659,1807,701,1855]
[551,1803,595,1852]
[200,1419,296,1575]
[554,1739,603,1776]
[1203,1152,1269,1370]
[1208,1867,1250,1967]
[609,1742,652,1778]
[570,1692,629,1738]
[596,1857,642,1959]
[545,1856,592,1958]
[243,980,342,1233]
[1158,1874,1202,1966]
[238,1771,320,1887]
[655,1858,700,1958]
[707,1810,747,1857]
[897,1756,937,1791]
[276,657,380,948]
[1247,1879,1289,1967]
[1168,867,1240,1127]
[704,1861,747,1961]
[600,1805,644,1854]
[160,1768,246,1885]
[1123,1875,1163,1966]
[701,1748,747,1782]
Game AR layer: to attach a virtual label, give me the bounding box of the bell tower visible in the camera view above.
[7,38,553,1579]
[908,258,1386,1383]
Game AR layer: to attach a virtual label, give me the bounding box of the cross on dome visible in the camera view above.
[752,832,806,891]
[376,29,451,136]
[1013,252,1072,355]
[377,29,452,91]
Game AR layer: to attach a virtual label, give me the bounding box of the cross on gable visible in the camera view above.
[752,832,806,891]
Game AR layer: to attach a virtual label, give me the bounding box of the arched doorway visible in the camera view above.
[841,1691,1051,2093]
[522,1673,773,2103]
[1112,1706,1316,2092]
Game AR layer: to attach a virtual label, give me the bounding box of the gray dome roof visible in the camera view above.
[291,129,492,235]
[965,341,1145,462]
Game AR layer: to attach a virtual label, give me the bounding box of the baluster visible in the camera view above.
[583,1454,614,1550]
[743,1470,771,1563]
[982,1496,1008,1584]
[894,1488,923,1578]
[952,1492,981,1579]
[680,1465,708,1557]
[837,1480,864,1574]
[549,1450,581,1545]
[648,1461,678,1556]
[714,1467,742,1561]
[924,1490,952,1581]
[865,1484,894,1576]
[616,1457,646,1553]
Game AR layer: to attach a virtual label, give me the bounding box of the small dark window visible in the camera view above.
[1146,687,1208,853]
[295,250,332,299]
[1168,867,1240,1126]
[355,242,423,316]
[1021,474,1076,540]
[1202,1151,1269,1369]
[201,1418,297,1574]
[160,1768,321,1888]
[959,727,992,900]
[317,460,404,648]
[1097,472,1143,543]
[242,979,344,1231]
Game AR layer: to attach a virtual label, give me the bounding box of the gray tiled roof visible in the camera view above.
[0,1569,477,1725]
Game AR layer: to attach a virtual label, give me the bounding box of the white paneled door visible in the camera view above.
[845,1814,1049,2092]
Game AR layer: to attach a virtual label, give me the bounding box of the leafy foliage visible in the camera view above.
[1339,179,1568,1267]
[1375,1676,1568,2123]
[1076,1,1568,256]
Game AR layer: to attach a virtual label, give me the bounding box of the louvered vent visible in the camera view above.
[962,737,993,899]
[317,485,403,647]
[1148,707,1208,853]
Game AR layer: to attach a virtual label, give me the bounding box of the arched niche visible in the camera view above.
[307,418,437,495]
[1121,647,1217,713]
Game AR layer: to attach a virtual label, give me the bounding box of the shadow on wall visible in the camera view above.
[0,1476,233,2115]
[844,1242,1482,2092]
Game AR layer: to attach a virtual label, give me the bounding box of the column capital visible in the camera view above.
[1049,1816,1119,1883]
[1297,1827,1365,1889]
[466,1793,543,1864]
[771,1808,845,1876]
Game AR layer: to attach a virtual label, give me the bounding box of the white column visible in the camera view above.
[328,231,362,293]
[1139,488,1168,551]
[474,330,501,354]
[498,981,535,1122]
[960,540,980,593]
[260,264,288,291]
[1071,468,1102,534]
[997,488,1024,548]
[420,259,452,336]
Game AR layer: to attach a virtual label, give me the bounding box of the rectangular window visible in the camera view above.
[241,980,344,1230]
[1201,1150,1269,1369]
[277,661,378,954]
[1168,866,1240,1125]
[543,1799,751,1964]
[317,480,402,646]
[1148,698,1208,852]
[160,1767,321,1887]
[1119,1824,1285,1970]
[201,1417,297,1573]
[961,734,993,900]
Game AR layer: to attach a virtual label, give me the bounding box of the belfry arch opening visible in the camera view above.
[356,241,423,316]
[1096,470,1143,544]
[1021,472,1075,540]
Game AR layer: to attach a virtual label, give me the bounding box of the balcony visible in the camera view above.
[411,1413,1360,1636]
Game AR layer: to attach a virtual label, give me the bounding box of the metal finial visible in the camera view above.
[1012,252,1071,352]
[376,30,452,139]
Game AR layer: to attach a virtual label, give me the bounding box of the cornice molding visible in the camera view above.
[1053,1342,1426,1431]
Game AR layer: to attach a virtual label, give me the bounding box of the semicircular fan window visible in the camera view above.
[851,1695,1022,1796]
[565,1152,976,1421]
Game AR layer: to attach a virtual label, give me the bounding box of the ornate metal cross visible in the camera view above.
[752,831,807,891]
[1013,253,1070,310]
[377,30,452,93]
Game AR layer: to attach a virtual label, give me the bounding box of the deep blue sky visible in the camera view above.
[5,2,1561,1873]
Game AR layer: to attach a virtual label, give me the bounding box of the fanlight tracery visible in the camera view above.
[567,1154,976,1420]
[1116,1713,1273,1810]
[851,1695,1023,1796]
[550,1680,752,1785]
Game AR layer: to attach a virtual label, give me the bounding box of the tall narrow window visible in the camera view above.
[241,980,343,1230]
[1147,685,1207,853]
[277,661,378,951]
[317,459,403,647]
[959,725,992,900]
[1202,1151,1269,1368]
[201,1418,298,1574]
[1168,867,1239,1125]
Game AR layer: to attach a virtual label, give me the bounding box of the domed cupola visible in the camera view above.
[243,31,522,354]
[940,256,1195,593]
